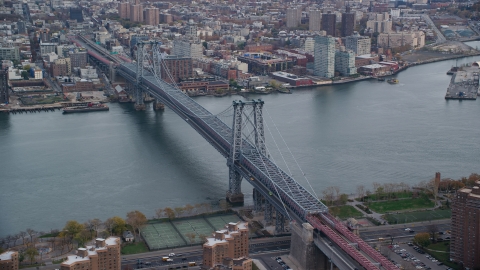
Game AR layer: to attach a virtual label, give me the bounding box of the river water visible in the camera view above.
[1,49,480,238]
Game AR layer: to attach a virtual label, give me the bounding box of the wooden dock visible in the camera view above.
[0,105,63,114]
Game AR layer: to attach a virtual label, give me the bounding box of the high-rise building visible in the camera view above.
[335,48,357,76]
[161,55,193,83]
[173,40,203,59]
[0,47,20,61]
[185,19,198,39]
[144,7,159,26]
[286,8,300,28]
[321,12,336,37]
[304,37,315,53]
[0,251,19,270]
[17,21,26,34]
[451,180,480,269]
[309,10,322,32]
[118,2,130,19]
[366,19,392,33]
[341,7,355,37]
[0,67,8,104]
[203,222,249,269]
[69,51,88,68]
[129,4,143,22]
[377,31,425,49]
[314,35,335,78]
[345,33,371,55]
[60,237,121,270]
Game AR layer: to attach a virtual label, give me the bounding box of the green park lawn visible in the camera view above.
[367,197,434,213]
[426,242,459,269]
[329,205,364,219]
[121,242,149,255]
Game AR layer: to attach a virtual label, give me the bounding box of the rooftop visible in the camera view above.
[0,251,16,261]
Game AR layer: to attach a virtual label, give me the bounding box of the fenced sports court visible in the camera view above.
[384,209,451,224]
[141,213,243,250]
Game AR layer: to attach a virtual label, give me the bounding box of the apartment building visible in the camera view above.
[60,237,121,270]
[0,251,19,270]
[377,31,425,49]
[335,48,357,76]
[161,55,193,83]
[321,12,336,37]
[451,181,480,269]
[0,68,8,104]
[345,33,371,55]
[309,10,322,32]
[203,222,249,269]
[314,35,335,78]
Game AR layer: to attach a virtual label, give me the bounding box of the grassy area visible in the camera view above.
[367,197,434,213]
[252,262,261,270]
[20,96,64,105]
[52,258,66,264]
[329,205,364,219]
[362,191,413,202]
[425,242,459,270]
[121,242,149,255]
[384,209,451,224]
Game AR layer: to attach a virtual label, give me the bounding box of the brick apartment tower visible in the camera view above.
[451,180,480,268]
[0,68,8,104]
[202,222,249,269]
[60,237,121,270]
[321,12,336,37]
[0,251,19,270]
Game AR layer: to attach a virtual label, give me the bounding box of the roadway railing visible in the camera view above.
[307,216,379,269]
[321,213,398,270]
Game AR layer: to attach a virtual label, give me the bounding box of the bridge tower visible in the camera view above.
[152,42,165,111]
[226,100,245,204]
[134,42,146,111]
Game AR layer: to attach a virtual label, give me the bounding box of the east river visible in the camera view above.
[1,47,480,237]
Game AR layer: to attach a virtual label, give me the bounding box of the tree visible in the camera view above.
[322,186,335,206]
[63,221,84,249]
[155,208,164,219]
[185,204,195,215]
[105,216,126,236]
[356,185,365,201]
[90,219,101,237]
[23,65,31,71]
[414,233,431,248]
[26,229,36,244]
[164,208,175,219]
[338,194,349,205]
[25,247,38,265]
[19,231,27,245]
[185,232,196,245]
[126,210,147,238]
[426,224,438,242]
[21,71,29,80]
[174,207,184,218]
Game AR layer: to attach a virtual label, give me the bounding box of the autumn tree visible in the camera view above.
[426,224,438,242]
[25,247,38,265]
[90,219,102,237]
[126,210,147,238]
[185,232,196,245]
[164,207,175,219]
[414,232,431,248]
[26,228,36,244]
[105,217,126,236]
[185,204,195,215]
[155,208,163,219]
[174,207,184,218]
[356,185,365,201]
[19,231,27,245]
[322,186,335,206]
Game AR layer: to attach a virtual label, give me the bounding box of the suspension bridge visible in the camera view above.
[75,36,397,270]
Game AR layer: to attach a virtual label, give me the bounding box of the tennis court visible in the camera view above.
[142,222,186,250]
[384,209,451,224]
[173,218,214,244]
[206,214,242,230]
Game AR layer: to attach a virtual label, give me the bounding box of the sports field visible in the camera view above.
[384,209,451,224]
[141,214,242,250]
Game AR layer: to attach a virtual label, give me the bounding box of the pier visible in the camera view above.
[445,67,479,100]
[0,105,63,114]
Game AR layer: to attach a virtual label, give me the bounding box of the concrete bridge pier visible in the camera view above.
[153,100,165,111]
[289,222,330,270]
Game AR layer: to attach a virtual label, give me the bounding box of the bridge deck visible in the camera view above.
[118,63,327,220]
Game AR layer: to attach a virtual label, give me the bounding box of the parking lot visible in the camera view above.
[389,241,452,270]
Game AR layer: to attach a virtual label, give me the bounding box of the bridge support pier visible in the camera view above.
[289,222,329,270]
[264,200,273,226]
[253,188,263,213]
[226,168,244,205]
[275,210,286,234]
[134,87,145,111]
[153,100,165,111]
